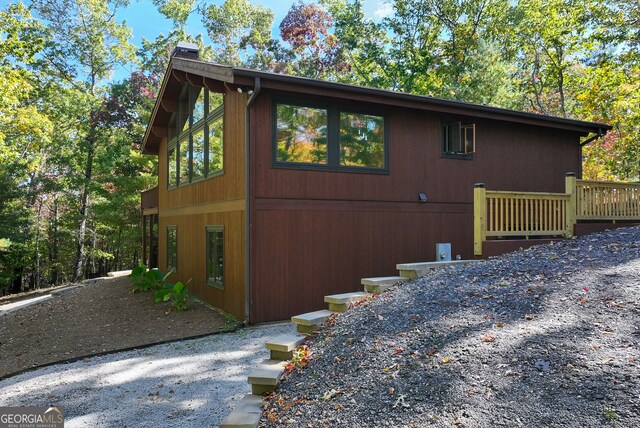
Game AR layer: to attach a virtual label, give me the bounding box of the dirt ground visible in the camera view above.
[0,276,239,379]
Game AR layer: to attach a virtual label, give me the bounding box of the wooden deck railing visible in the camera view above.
[575,179,640,220]
[474,174,640,256]
[474,187,570,255]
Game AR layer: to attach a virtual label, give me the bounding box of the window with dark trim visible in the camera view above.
[167,86,224,188]
[206,225,224,289]
[442,122,475,159]
[273,100,388,172]
[167,225,177,272]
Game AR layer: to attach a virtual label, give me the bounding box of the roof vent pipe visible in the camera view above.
[171,41,199,60]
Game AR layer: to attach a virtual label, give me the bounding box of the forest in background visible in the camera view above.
[1,0,638,294]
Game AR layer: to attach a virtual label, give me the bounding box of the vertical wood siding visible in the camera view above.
[249,90,581,322]
[157,90,247,320]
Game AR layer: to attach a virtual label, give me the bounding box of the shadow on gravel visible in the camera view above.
[0,326,292,427]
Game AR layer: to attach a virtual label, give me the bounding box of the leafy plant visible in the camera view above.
[169,281,189,311]
[286,345,312,372]
[604,406,619,422]
[128,265,189,311]
[128,264,172,293]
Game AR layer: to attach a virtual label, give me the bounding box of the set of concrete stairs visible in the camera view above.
[219,260,478,427]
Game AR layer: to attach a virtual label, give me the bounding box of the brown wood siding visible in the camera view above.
[157,90,247,320]
[249,90,581,323]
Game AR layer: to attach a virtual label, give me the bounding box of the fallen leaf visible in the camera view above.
[322,389,342,401]
[266,411,278,422]
[495,323,505,327]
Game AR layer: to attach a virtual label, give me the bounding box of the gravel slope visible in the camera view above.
[0,323,291,427]
[263,227,640,427]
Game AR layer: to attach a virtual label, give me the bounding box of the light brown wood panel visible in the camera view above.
[152,82,248,321]
[157,90,247,212]
[158,209,245,320]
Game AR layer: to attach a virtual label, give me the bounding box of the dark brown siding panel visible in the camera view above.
[253,92,580,204]
[250,207,472,323]
[249,90,582,323]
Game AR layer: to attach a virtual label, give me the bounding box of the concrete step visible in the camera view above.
[247,359,287,395]
[396,260,480,279]
[324,291,370,312]
[219,394,263,428]
[291,309,336,334]
[361,276,408,294]
[265,333,306,360]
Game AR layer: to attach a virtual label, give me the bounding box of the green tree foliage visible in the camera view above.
[29,0,137,280]
[0,1,154,293]
[200,0,275,66]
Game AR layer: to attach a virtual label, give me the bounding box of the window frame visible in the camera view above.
[441,121,476,160]
[166,225,177,273]
[167,85,225,190]
[271,97,390,174]
[205,225,224,290]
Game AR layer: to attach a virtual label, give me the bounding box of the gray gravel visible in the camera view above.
[0,322,291,427]
[263,227,640,427]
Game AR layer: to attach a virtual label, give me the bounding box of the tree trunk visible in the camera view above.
[49,198,61,285]
[34,198,43,289]
[73,121,97,282]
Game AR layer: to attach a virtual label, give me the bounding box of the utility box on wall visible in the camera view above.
[436,243,452,261]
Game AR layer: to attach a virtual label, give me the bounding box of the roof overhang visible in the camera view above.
[141,59,612,155]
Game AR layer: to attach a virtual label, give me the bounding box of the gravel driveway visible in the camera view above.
[0,323,291,427]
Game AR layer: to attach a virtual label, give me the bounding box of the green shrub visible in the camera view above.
[128,265,189,311]
[128,265,169,293]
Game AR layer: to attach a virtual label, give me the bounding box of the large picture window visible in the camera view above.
[273,100,388,172]
[276,104,328,164]
[339,112,385,168]
[206,226,224,289]
[167,225,177,272]
[167,86,224,188]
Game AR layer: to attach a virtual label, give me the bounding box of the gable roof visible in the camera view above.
[142,58,611,155]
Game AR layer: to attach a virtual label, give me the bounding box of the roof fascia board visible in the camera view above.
[233,68,610,134]
[172,58,234,83]
[141,60,177,154]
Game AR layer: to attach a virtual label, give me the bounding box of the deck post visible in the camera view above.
[565,173,577,238]
[142,215,147,268]
[474,183,487,257]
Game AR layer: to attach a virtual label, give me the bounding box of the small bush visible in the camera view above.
[128,265,190,311]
